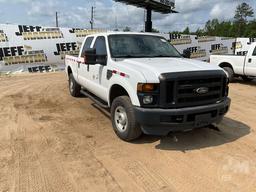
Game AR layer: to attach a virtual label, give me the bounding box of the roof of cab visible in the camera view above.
[86,31,164,38]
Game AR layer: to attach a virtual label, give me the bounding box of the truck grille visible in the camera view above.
[160,70,227,108]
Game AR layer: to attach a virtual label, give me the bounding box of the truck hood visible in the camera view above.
[116,58,223,82]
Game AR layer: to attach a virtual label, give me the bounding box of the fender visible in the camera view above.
[108,75,141,107]
[65,55,81,83]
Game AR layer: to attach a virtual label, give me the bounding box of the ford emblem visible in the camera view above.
[195,87,209,94]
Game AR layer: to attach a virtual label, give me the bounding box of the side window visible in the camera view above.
[93,36,107,55]
[82,37,94,54]
[253,47,256,56]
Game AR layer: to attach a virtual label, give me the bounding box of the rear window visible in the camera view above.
[81,37,94,54]
[253,46,256,56]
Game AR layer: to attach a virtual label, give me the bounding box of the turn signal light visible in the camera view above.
[137,83,159,92]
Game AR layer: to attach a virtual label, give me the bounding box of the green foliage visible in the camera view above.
[170,2,255,38]
[182,27,190,34]
[151,28,160,33]
[234,2,254,24]
[123,26,131,32]
[244,20,256,37]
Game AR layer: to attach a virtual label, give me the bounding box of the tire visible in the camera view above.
[69,73,81,97]
[223,67,234,82]
[111,96,142,141]
[242,76,254,82]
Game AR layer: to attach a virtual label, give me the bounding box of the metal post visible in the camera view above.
[145,8,152,32]
[90,7,94,30]
[56,12,59,27]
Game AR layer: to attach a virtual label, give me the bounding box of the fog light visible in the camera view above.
[143,96,154,105]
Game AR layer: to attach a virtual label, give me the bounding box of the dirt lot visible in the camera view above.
[0,72,255,192]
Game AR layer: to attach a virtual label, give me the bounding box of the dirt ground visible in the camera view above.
[0,72,255,192]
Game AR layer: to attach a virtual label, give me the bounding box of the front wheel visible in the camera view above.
[111,96,142,141]
[69,73,81,97]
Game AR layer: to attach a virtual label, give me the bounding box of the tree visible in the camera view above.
[234,2,254,37]
[151,28,159,33]
[182,27,190,34]
[204,19,219,36]
[123,26,131,32]
[169,2,255,38]
[244,19,256,37]
[234,2,254,24]
[195,28,205,36]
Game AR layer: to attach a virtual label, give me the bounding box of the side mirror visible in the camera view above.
[182,49,191,58]
[84,48,96,64]
[83,48,107,65]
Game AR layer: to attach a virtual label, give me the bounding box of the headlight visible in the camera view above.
[137,83,160,107]
[143,95,154,105]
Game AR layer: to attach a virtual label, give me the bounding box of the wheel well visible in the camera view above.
[67,66,72,76]
[219,62,233,70]
[109,85,129,105]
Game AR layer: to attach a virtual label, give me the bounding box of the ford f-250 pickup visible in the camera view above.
[210,42,256,82]
[65,32,230,141]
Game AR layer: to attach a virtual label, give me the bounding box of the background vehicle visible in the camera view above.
[210,42,256,82]
[65,32,230,141]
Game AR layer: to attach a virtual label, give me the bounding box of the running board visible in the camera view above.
[80,89,109,109]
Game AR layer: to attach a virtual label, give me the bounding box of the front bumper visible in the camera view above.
[134,98,231,135]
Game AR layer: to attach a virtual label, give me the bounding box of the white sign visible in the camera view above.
[0,24,105,73]
[0,23,251,74]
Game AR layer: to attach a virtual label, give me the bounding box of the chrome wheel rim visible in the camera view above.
[114,106,128,132]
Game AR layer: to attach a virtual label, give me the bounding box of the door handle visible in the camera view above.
[77,61,81,68]
[248,58,252,63]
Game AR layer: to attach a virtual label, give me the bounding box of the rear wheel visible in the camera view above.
[111,96,142,141]
[242,76,254,82]
[223,67,234,82]
[69,73,81,97]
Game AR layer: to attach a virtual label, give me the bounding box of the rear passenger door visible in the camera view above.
[77,36,94,86]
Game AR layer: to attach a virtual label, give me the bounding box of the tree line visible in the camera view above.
[172,2,256,38]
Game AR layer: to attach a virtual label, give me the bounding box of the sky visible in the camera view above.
[0,0,255,32]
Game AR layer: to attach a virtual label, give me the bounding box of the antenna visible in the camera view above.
[115,15,118,30]
[143,9,146,32]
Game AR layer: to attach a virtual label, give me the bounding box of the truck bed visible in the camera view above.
[210,54,245,66]
[210,54,246,76]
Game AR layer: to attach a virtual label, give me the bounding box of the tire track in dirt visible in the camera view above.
[10,112,76,192]
[94,144,175,192]
[10,82,123,192]
[0,73,256,192]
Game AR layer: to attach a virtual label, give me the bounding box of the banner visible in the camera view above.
[0,24,104,73]
[235,37,256,55]
[0,23,254,74]
[163,33,237,61]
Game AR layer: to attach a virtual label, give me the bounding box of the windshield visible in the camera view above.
[108,34,182,58]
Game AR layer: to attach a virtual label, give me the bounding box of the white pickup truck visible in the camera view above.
[210,42,256,82]
[65,32,230,141]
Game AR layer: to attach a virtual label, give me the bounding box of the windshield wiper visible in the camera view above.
[150,55,181,58]
[114,55,148,58]
[114,55,181,58]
